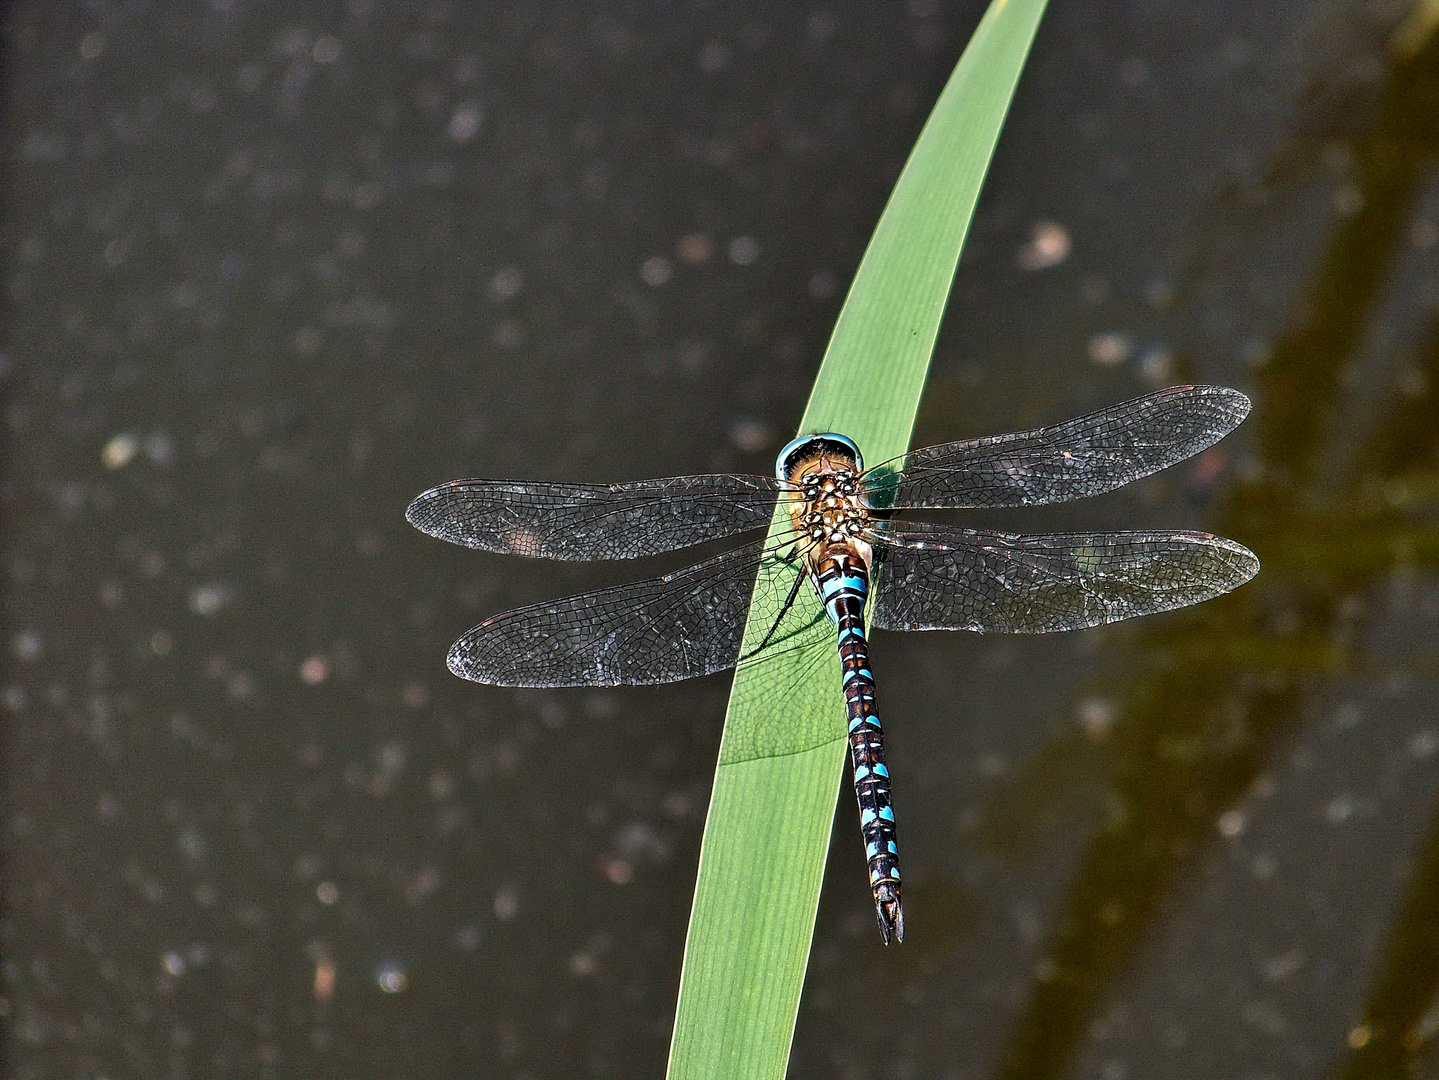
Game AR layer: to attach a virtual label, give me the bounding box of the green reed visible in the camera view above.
[665,3,1050,1076]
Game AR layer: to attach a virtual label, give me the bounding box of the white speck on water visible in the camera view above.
[640,255,673,287]
[299,655,330,685]
[449,101,483,142]
[12,630,42,662]
[189,583,233,617]
[1243,339,1272,368]
[808,270,837,299]
[728,236,760,266]
[1324,794,1354,824]
[144,432,174,466]
[405,867,441,904]
[1017,220,1070,270]
[374,961,408,994]
[102,433,139,469]
[1261,949,1304,982]
[1087,333,1133,367]
[977,752,1006,777]
[1333,183,1364,215]
[1216,809,1246,837]
[677,233,713,264]
[1077,696,1116,740]
[367,741,407,797]
[494,886,518,920]
[428,770,455,800]
[313,957,337,1002]
[697,39,729,73]
[728,416,770,454]
[1138,345,1173,384]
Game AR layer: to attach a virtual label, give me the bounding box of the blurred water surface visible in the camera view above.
[5,3,1439,1079]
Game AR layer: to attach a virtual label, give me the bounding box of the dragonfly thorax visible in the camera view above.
[800,499,867,544]
[782,455,875,557]
[800,470,859,501]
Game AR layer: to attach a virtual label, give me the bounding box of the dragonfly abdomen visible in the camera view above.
[815,548,904,944]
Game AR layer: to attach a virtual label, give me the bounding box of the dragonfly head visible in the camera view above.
[775,433,863,481]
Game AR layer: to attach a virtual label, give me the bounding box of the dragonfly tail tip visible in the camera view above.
[876,896,904,944]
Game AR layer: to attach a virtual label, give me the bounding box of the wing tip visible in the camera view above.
[405,485,445,535]
[446,631,520,686]
[446,635,482,682]
[1202,384,1252,425]
[405,481,510,550]
[1156,383,1252,424]
[1186,531,1260,588]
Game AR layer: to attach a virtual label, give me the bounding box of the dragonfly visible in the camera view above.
[407,384,1259,944]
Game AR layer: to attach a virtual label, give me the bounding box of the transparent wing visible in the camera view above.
[446,534,828,687]
[869,521,1259,633]
[407,473,785,560]
[862,385,1250,510]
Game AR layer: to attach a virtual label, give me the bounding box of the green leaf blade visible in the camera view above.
[667,3,1049,1077]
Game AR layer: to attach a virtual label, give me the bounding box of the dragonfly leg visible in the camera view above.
[743,547,809,659]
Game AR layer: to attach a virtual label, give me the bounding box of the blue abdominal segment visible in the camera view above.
[813,547,904,944]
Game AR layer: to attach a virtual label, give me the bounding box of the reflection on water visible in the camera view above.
[994,21,1439,1080]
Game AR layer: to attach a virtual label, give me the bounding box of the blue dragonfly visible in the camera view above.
[407,385,1259,943]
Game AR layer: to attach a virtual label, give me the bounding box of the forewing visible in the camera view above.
[446,536,820,686]
[863,385,1250,510]
[407,473,784,560]
[870,522,1259,633]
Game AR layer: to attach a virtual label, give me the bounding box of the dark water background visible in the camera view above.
[6,2,1439,1078]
